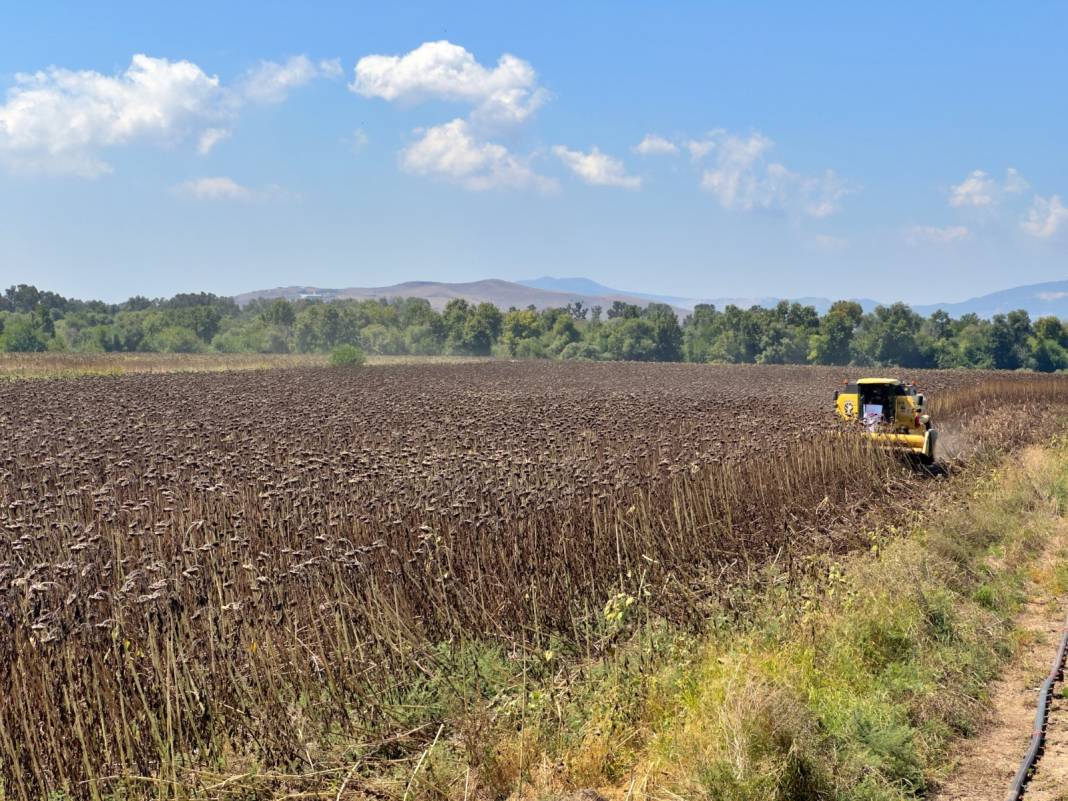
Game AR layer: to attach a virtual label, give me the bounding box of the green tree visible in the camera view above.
[603,317,658,360]
[403,323,445,355]
[360,323,405,355]
[682,304,720,363]
[852,303,931,367]
[1034,316,1068,347]
[144,326,205,353]
[988,310,1031,369]
[642,303,683,361]
[1032,337,1068,372]
[0,315,48,352]
[809,301,862,365]
[546,314,580,355]
[456,303,502,355]
[500,308,543,356]
[262,299,296,327]
[606,301,641,320]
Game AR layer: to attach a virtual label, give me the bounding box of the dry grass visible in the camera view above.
[0,351,489,379]
[0,351,327,379]
[930,375,1068,419]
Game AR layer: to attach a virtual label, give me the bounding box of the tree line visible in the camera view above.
[3,283,1068,371]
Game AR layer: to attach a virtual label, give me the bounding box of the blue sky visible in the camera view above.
[0,1,1065,304]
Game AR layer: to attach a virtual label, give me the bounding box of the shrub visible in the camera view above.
[329,343,366,367]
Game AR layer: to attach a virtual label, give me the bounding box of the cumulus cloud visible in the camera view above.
[685,138,715,160]
[0,54,231,177]
[632,134,677,156]
[905,224,971,245]
[242,56,341,104]
[197,127,231,155]
[172,176,292,201]
[352,41,553,192]
[691,130,851,217]
[0,52,334,176]
[173,176,252,200]
[401,118,555,192]
[943,168,1067,238]
[552,145,641,189]
[949,170,997,207]
[351,40,546,126]
[949,167,1028,207]
[1004,167,1028,195]
[1021,195,1068,239]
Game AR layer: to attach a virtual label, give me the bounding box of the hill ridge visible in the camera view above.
[235,277,1068,319]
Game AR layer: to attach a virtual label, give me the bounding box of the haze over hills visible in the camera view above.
[233,279,682,314]
[910,281,1068,318]
[516,277,701,308]
[518,277,881,314]
[234,278,872,315]
[235,278,1068,320]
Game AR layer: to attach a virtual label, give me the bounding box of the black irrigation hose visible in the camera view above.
[1005,611,1068,801]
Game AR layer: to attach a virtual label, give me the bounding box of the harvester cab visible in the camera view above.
[834,378,937,464]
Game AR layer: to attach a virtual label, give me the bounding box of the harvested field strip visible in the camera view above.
[0,352,491,380]
[1,363,1067,798]
[0,351,327,379]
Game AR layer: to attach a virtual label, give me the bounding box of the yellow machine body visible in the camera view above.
[834,378,937,463]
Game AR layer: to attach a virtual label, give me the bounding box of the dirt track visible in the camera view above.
[935,519,1068,801]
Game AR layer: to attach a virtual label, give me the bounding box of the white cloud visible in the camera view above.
[949,170,997,207]
[242,56,341,104]
[401,118,555,192]
[0,53,335,176]
[173,176,252,200]
[905,224,971,244]
[949,167,1028,207]
[351,40,546,126]
[693,130,850,217]
[1004,167,1028,194]
[943,168,1067,239]
[0,54,232,177]
[172,176,292,202]
[319,58,344,79]
[1021,194,1068,239]
[793,169,852,218]
[697,131,773,207]
[552,145,641,189]
[353,41,552,192]
[197,127,231,155]
[685,139,715,160]
[633,134,677,156]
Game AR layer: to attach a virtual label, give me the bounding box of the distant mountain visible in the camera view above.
[234,279,683,314]
[913,280,1068,319]
[235,277,1068,320]
[518,277,880,314]
[518,276,698,308]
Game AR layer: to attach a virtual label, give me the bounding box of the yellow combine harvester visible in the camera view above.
[834,378,937,464]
